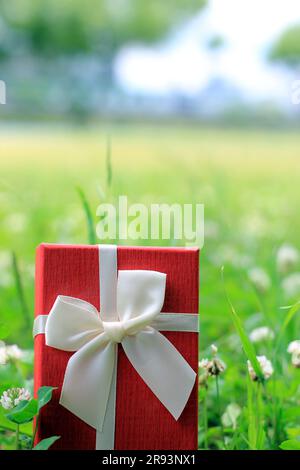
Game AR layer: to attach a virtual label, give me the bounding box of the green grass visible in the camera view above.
[1,122,300,449]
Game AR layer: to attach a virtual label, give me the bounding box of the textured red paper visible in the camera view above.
[34,244,199,450]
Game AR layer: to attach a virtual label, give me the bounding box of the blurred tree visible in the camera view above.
[270,24,300,68]
[0,0,207,59]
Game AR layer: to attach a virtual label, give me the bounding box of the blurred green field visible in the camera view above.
[1,123,300,449]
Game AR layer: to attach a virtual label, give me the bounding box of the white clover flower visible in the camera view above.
[199,357,226,377]
[291,352,300,368]
[248,267,271,293]
[199,373,209,386]
[211,245,251,269]
[204,220,219,240]
[6,344,24,361]
[199,358,209,370]
[24,263,35,280]
[0,343,8,365]
[247,355,274,381]
[249,326,275,343]
[232,254,252,269]
[287,340,300,355]
[0,251,12,288]
[287,340,300,368]
[241,212,269,238]
[0,343,24,364]
[207,357,226,376]
[199,344,226,378]
[0,388,31,410]
[3,213,28,233]
[0,251,10,270]
[198,359,210,386]
[282,273,300,298]
[277,244,299,274]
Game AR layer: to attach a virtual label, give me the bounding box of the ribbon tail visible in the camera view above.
[95,348,118,450]
[122,328,196,420]
[59,334,116,432]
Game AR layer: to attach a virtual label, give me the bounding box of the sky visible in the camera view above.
[114,0,300,104]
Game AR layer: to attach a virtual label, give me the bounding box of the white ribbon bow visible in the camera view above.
[44,269,197,433]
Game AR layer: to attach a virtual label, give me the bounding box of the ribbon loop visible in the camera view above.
[45,296,103,352]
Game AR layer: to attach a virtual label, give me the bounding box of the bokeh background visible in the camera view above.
[1,0,300,450]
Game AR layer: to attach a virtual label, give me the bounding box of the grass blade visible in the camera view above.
[279,301,300,337]
[255,383,266,450]
[280,439,300,450]
[247,376,256,449]
[221,266,264,382]
[273,300,300,357]
[77,187,96,245]
[11,252,31,331]
[106,135,112,191]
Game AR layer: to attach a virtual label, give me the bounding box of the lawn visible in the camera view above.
[1,122,300,449]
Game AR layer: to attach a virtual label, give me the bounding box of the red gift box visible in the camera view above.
[34,244,199,450]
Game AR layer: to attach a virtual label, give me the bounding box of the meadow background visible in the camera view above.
[1,0,300,451]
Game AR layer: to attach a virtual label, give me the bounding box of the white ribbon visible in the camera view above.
[33,245,198,449]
